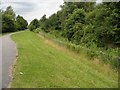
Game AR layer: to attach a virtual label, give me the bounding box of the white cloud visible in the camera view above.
[96,0,102,3]
[2,0,64,23]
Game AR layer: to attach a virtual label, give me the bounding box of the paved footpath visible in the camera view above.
[0,33,17,89]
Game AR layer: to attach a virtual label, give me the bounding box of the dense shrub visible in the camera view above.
[28,19,39,31]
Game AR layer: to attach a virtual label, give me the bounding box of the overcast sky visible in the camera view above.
[1,0,64,23]
[1,0,102,23]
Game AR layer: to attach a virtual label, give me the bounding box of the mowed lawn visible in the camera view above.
[10,30,118,88]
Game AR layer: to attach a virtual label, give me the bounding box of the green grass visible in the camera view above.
[10,30,118,88]
[0,33,2,36]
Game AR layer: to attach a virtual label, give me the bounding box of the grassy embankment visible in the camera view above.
[10,30,118,88]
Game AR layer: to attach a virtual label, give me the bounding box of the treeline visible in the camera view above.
[29,2,120,48]
[1,6,28,33]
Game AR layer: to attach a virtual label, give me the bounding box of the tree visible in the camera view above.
[2,6,17,33]
[39,14,47,23]
[32,2,119,48]
[39,15,47,30]
[4,6,15,20]
[42,13,61,31]
[16,15,28,30]
[2,13,17,33]
[64,9,85,42]
[2,6,28,33]
[28,19,39,31]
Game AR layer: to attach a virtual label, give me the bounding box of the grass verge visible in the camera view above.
[10,30,118,88]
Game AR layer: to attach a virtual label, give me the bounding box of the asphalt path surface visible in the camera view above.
[0,33,17,89]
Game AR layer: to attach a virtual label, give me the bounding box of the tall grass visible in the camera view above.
[36,28,119,69]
